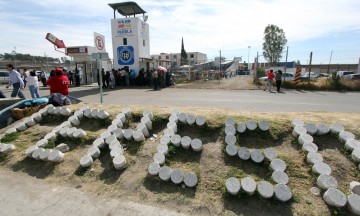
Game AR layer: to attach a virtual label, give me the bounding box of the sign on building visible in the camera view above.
[117,46,134,65]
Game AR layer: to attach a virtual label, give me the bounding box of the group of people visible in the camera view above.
[263,69,283,93]
[2,64,70,100]
[64,68,81,87]
[152,69,173,90]
[96,68,173,90]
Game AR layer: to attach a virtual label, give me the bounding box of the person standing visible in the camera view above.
[152,70,159,90]
[264,69,275,92]
[74,68,80,87]
[40,71,47,87]
[275,70,283,93]
[110,69,116,89]
[46,68,70,95]
[23,68,29,88]
[105,71,110,88]
[68,70,74,85]
[101,69,106,88]
[6,64,26,99]
[25,71,40,98]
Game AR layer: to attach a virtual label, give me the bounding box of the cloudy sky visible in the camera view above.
[1,0,359,64]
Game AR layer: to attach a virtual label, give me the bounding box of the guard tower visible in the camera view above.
[108,2,151,76]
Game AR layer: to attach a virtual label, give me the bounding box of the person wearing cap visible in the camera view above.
[5,64,26,99]
[46,68,70,95]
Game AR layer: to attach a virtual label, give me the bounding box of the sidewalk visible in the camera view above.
[0,170,186,216]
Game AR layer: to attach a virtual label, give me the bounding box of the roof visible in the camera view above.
[108,2,146,17]
[221,60,234,65]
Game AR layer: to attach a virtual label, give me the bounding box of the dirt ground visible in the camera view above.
[1,101,360,216]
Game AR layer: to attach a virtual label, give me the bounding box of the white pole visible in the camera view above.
[248,46,251,71]
[99,53,103,103]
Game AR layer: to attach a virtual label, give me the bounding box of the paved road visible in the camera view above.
[0,171,185,216]
[2,84,359,112]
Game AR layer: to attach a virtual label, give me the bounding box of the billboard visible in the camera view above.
[45,33,66,48]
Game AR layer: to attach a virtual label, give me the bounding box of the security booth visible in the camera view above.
[65,46,96,85]
[66,46,112,85]
[108,2,152,77]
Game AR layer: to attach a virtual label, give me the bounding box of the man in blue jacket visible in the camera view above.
[6,64,26,99]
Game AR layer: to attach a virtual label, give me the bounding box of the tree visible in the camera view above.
[262,24,287,67]
[180,37,188,66]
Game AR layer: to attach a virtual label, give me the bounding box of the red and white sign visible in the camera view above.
[94,32,106,52]
[66,47,88,54]
[45,33,66,48]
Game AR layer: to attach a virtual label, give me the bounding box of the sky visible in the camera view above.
[1,0,360,65]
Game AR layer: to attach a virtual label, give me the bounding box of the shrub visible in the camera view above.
[328,72,341,90]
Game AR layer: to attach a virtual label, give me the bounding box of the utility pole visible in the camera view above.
[284,46,289,82]
[219,50,221,83]
[247,46,251,70]
[254,51,258,84]
[327,50,333,75]
[308,52,313,84]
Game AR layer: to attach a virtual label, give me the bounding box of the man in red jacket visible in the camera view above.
[46,68,70,95]
[263,69,275,92]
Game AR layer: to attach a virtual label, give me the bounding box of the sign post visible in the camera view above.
[93,32,107,104]
[92,53,109,104]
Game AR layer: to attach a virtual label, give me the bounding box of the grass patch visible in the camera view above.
[1,132,20,143]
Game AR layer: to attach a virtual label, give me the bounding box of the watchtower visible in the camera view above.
[108,2,151,76]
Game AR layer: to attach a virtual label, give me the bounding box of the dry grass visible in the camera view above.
[1,102,360,216]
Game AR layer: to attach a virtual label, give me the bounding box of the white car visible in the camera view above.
[259,72,295,81]
[300,72,318,81]
[337,71,354,79]
[0,70,10,84]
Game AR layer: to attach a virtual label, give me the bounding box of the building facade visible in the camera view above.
[151,52,207,70]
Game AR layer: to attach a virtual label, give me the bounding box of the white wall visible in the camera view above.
[111,17,150,75]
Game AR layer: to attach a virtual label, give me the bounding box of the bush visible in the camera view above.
[328,72,341,90]
[281,74,360,91]
[257,68,266,77]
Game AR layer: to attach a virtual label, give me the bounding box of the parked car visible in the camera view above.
[300,72,318,81]
[344,73,360,80]
[259,72,295,81]
[336,71,354,78]
[0,70,10,84]
[319,73,330,77]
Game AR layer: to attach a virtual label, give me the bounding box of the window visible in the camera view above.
[173,55,177,59]
[123,38,127,45]
[158,56,161,60]
[190,54,194,58]
[166,56,169,59]
[0,72,9,77]
[143,40,145,46]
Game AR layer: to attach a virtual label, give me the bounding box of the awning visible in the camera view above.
[108,2,146,17]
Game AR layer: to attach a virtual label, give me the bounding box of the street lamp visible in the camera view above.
[247,46,251,70]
